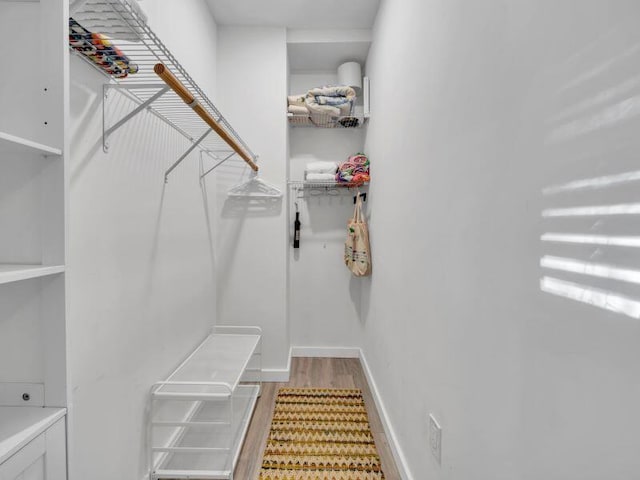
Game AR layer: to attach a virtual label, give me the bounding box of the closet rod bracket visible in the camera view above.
[165,128,213,182]
[102,84,170,153]
[200,151,238,180]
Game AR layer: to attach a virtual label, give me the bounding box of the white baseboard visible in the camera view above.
[261,347,293,382]
[262,369,290,382]
[291,346,361,358]
[359,349,413,480]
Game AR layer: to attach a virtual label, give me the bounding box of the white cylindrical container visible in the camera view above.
[337,61,362,93]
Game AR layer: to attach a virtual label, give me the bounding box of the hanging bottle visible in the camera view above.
[293,210,301,248]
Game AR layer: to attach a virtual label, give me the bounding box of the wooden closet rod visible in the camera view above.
[154,63,259,172]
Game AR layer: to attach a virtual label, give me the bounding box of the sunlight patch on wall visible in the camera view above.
[542,170,640,195]
[542,203,640,217]
[541,233,640,248]
[541,255,640,285]
[546,95,640,144]
[541,277,640,319]
[551,73,640,124]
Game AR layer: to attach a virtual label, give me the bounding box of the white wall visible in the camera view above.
[363,1,640,479]
[214,26,289,376]
[66,2,218,479]
[289,73,366,350]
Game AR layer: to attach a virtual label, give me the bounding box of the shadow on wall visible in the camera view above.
[199,159,217,294]
[221,197,283,218]
[302,191,361,233]
[350,275,370,324]
[539,24,640,320]
[69,59,222,345]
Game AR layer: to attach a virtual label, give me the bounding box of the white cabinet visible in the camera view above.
[0,416,65,480]
[0,435,45,480]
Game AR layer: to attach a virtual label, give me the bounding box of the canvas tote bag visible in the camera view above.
[344,194,372,276]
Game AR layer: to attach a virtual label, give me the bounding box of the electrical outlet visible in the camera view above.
[429,413,442,465]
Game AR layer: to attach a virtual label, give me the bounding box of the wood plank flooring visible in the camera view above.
[235,357,401,479]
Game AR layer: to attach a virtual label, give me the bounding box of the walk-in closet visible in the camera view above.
[2,0,640,479]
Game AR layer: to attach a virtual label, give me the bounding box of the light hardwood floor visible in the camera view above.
[234,357,401,479]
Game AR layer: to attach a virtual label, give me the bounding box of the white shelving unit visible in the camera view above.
[149,326,262,480]
[287,112,369,129]
[0,132,62,157]
[0,0,68,477]
[0,265,65,286]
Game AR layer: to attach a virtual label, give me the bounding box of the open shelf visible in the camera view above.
[288,112,368,129]
[151,385,259,480]
[70,0,258,178]
[289,180,369,189]
[0,132,62,157]
[153,333,260,399]
[0,265,65,286]
[149,328,261,480]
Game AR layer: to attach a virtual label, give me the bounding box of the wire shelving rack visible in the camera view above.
[69,0,258,181]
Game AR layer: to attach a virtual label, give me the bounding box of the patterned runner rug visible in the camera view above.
[259,388,385,479]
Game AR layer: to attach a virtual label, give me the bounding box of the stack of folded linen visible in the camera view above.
[306,86,356,127]
[336,154,370,185]
[287,94,312,125]
[305,161,338,182]
[287,85,357,127]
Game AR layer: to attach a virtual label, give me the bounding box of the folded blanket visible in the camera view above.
[305,161,338,174]
[306,173,336,182]
[308,86,356,98]
[306,85,357,127]
[288,105,309,115]
[336,153,370,185]
[288,94,307,107]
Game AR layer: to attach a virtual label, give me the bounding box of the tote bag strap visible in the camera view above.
[352,192,362,223]
[355,192,365,223]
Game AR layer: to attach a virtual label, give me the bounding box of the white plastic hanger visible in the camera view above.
[227,172,283,198]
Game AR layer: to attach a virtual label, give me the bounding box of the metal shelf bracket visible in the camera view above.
[102,84,170,152]
[164,128,212,183]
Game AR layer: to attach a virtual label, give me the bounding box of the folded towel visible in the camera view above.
[305,173,336,182]
[288,94,307,107]
[288,105,309,115]
[315,95,352,106]
[305,161,338,174]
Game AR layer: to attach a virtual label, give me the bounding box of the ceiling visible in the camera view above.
[206,0,381,29]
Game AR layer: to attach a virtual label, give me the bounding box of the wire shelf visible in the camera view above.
[287,112,368,129]
[288,180,369,189]
[69,0,257,178]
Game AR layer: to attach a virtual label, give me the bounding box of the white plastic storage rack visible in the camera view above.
[70,0,258,182]
[148,326,262,480]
